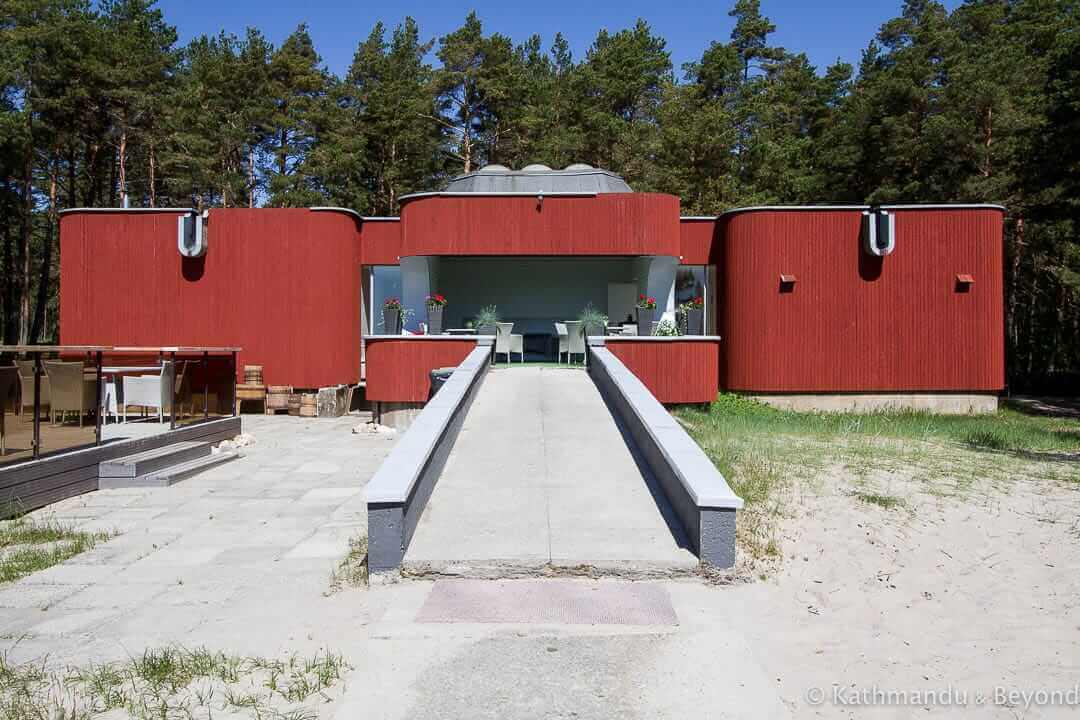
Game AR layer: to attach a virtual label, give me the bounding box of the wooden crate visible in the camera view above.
[287,393,301,416]
[299,393,317,417]
[265,385,293,414]
[244,365,264,384]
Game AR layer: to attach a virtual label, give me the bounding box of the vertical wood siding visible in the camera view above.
[364,339,479,402]
[400,193,681,256]
[606,340,721,403]
[678,218,720,265]
[59,208,362,388]
[719,208,1005,393]
[360,219,402,265]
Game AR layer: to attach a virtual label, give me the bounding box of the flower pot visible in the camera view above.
[383,308,401,335]
[427,305,444,335]
[478,324,496,336]
[686,307,704,335]
[635,307,655,336]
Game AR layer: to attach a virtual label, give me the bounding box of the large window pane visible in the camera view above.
[370,266,402,335]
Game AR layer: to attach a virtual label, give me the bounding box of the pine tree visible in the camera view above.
[266,24,330,206]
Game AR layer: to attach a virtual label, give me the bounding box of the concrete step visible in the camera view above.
[139,450,240,487]
[99,441,211,479]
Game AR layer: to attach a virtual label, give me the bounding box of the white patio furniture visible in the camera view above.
[554,323,569,363]
[15,359,47,415]
[495,322,524,363]
[122,362,173,423]
[43,361,96,427]
[0,366,18,454]
[621,323,637,336]
[565,320,586,365]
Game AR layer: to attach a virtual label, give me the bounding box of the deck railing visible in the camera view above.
[0,346,238,467]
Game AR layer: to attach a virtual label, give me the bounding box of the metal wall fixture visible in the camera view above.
[861,208,896,256]
[177,210,209,257]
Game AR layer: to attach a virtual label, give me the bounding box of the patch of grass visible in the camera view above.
[674,394,1080,567]
[0,646,350,720]
[852,491,906,510]
[0,518,114,585]
[327,534,368,592]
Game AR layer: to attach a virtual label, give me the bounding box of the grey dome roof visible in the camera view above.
[444,164,632,194]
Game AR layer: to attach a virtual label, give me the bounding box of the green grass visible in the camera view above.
[0,647,349,720]
[852,491,906,510]
[0,518,114,585]
[490,360,586,369]
[327,534,368,592]
[674,394,1080,567]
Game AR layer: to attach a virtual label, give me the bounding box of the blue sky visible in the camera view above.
[156,0,959,77]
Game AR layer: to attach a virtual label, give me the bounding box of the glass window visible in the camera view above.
[369,266,402,335]
[676,265,717,334]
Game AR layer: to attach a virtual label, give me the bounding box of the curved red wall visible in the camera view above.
[719,208,1005,393]
[60,208,362,388]
[400,193,681,257]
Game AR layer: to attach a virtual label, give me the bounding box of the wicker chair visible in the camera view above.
[15,359,47,415]
[0,366,18,454]
[495,322,524,364]
[43,361,96,427]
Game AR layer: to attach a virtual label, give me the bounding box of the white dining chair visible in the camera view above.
[565,321,586,365]
[554,323,569,364]
[122,362,172,423]
[495,322,524,363]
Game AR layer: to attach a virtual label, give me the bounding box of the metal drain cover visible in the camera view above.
[415,579,678,625]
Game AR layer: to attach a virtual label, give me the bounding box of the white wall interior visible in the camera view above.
[434,256,678,334]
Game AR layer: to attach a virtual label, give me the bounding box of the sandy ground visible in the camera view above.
[1,411,1077,718]
[727,460,1080,718]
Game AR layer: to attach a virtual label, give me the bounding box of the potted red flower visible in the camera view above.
[635,294,657,336]
[426,293,447,335]
[382,297,403,335]
[684,295,705,335]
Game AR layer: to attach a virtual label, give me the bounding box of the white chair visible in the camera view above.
[495,322,524,363]
[565,321,586,365]
[621,323,637,336]
[554,323,569,364]
[122,362,172,423]
[0,366,18,454]
[43,361,96,427]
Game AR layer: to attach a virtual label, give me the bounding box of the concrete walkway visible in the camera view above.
[404,367,697,576]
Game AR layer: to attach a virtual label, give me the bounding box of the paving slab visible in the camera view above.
[404,367,697,577]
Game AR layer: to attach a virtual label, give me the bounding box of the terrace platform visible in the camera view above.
[403,366,698,578]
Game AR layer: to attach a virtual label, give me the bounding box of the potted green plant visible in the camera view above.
[635,294,657,336]
[475,305,499,335]
[684,295,704,335]
[579,303,608,338]
[426,293,447,335]
[382,297,403,335]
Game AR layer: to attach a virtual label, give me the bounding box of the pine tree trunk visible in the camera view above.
[1,197,12,344]
[148,142,156,207]
[17,111,33,345]
[118,126,128,207]
[30,157,58,343]
[1006,217,1024,383]
[248,146,255,208]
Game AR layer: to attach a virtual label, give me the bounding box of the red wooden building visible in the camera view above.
[59,165,1005,413]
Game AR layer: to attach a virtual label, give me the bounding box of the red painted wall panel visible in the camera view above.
[607,340,720,404]
[400,193,681,257]
[679,218,719,265]
[719,208,1005,393]
[360,219,402,265]
[60,208,362,388]
[364,339,478,402]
